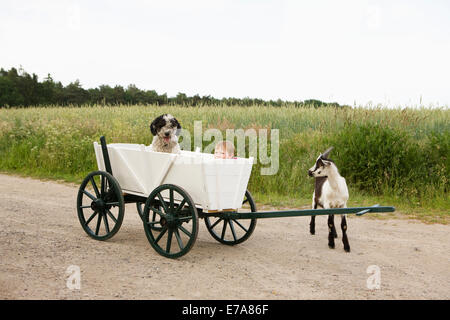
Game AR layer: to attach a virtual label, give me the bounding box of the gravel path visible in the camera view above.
[0,173,449,299]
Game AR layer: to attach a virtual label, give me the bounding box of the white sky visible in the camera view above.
[1,0,449,107]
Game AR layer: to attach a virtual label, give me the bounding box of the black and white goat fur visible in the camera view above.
[308,147,350,252]
[149,114,182,153]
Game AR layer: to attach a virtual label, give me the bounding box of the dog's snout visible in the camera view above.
[164,131,170,137]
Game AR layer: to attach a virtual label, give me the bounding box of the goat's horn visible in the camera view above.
[322,146,334,158]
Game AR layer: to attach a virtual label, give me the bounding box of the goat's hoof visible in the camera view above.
[334,234,338,239]
[344,246,351,253]
[328,244,335,249]
[310,230,315,235]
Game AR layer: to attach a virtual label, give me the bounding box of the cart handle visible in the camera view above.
[356,204,380,216]
[100,136,113,175]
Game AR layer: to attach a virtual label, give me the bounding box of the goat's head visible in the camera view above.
[308,147,335,178]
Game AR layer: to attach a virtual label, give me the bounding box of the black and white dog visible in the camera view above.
[149,114,182,153]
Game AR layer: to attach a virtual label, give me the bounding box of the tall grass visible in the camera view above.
[0,105,448,215]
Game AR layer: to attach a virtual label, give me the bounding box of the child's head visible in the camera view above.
[214,141,235,159]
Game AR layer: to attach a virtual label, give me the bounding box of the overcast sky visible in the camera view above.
[1,0,449,107]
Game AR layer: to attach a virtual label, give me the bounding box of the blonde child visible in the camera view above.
[214,141,235,159]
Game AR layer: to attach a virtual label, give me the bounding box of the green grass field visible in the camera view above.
[0,105,448,223]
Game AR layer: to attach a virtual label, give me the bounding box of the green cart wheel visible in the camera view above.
[204,190,257,245]
[142,184,199,258]
[77,171,125,241]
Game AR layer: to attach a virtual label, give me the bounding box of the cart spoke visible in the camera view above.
[174,228,184,250]
[90,177,100,198]
[166,229,173,253]
[210,218,223,229]
[95,213,102,235]
[157,193,169,213]
[151,207,166,218]
[154,226,168,244]
[103,213,110,234]
[85,211,98,226]
[229,220,237,241]
[147,221,161,226]
[105,202,120,206]
[231,219,248,233]
[83,190,97,201]
[174,199,187,215]
[178,225,191,237]
[177,216,192,222]
[221,220,228,240]
[242,198,249,204]
[106,210,117,223]
[169,189,174,212]
[79,205,92,209]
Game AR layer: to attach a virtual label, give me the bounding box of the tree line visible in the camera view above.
[0,66,345,108]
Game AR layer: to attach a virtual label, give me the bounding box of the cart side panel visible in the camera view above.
[233,157,253,208]
[108,146,151,195]
[93,142,106,172]
[161,155,207,208]
[108,144,180,196]
[202,159,248,210]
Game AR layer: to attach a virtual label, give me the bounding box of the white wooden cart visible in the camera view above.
[76,136,395,258]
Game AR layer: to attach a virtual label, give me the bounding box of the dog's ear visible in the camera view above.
[150,116,162,136]
[150,122,157,136]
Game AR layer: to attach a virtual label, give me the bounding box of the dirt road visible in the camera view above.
[0,173,448,299]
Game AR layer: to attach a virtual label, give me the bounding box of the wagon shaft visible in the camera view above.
[214,205,395,220]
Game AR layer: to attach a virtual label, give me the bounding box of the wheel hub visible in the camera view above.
[160,214,178,228]
[91,198,105,212]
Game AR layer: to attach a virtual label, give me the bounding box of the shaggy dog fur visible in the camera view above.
[148,114,182,153]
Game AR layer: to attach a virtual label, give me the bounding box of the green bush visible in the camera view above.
[425,129,450,192]
[329,123,447,198]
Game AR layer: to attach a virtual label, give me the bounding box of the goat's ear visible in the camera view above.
[316,158,324,167]
[322,146,334,159]
[323,160,332,167]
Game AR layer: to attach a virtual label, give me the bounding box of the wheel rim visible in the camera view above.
[143,184,198,258]
[77,171,124,241]
[204,190,257,245]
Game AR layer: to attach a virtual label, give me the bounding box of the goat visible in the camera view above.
[308,147,350,252]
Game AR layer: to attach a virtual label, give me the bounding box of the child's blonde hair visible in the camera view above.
[215,140,235,155]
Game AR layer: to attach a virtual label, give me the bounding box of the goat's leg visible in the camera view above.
[329,213,338,238]
[328,214,336,249]
[310,215,316,235]
[341,214,350,252]
[310,202,317,235]
[310,199,317,235]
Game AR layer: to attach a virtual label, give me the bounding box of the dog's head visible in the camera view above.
[150,114,182,144]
